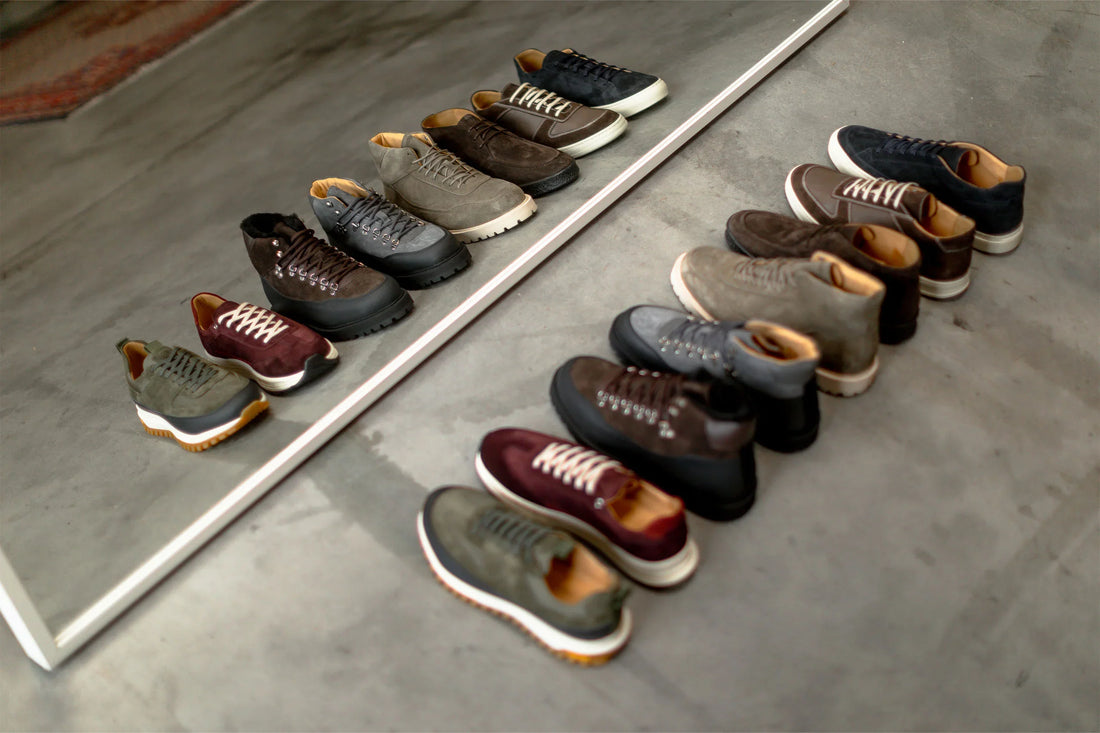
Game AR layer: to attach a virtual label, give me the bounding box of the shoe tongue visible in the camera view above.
[401,133,433,157]
[937,144,971,174]
[325,185,359,207]
[544,49,572,68]
[500,82,520,97]
[272,215,306,240]
[211,298,241,320]
[899,187,935,219]
[529,532,576,573]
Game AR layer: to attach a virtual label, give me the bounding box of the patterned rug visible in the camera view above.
[0,1,245,125]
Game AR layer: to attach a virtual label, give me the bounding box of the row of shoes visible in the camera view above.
[115,48,669,451]
[415,124,1027,664]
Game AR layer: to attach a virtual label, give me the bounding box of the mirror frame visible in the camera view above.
[0,0,847,670]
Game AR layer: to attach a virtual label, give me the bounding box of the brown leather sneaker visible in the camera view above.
[725,210,921,344]
[421,108,579,197]
[784,163,975,300]
[240,213,413,341]
[470,83,627,158]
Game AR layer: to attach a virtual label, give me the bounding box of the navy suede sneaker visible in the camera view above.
[514,48,667,118]
[828,125,1026,254]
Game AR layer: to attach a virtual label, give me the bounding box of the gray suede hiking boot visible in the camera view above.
[116,339,268,452]
[609,306,821,452]
[670,249,885,397]
[417,485,632,665]
[368,132,537,243]
[309,178,470,289]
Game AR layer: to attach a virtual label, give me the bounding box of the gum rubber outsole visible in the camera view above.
[142,399,269,452]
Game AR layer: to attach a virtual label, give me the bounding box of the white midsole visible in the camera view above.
[450,195,537,244]
[973,222,1023,254]
[593,78,668,118]
[216,341,337,392]
[920,272,970,299]
[815,355,879,397]
[784,166,820,223]
[827,126,870,179]
[474,453,699,587]
[134,400,265,444]
[556,114,628,158]
[670,252,718,320]
[416,509,633,657]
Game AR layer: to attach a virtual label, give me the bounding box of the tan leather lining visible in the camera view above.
[470,90,500,111]
[853,225,920,268]
[743,320,821,361]
[918,196,976,238]
[370,132,407,148]
[189,292,224,330]
[515,48,546,73]
[608,478,681,532]
[545,546,614,604]
[954,143,1023,187]
[421,108,476,129]
[811,250,884,296]
[309,177,367,200]
[122,342,147,379]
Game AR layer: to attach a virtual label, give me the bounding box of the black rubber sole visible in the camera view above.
[263,280,414,341]
[267,352,340,395]
[549,363,757,522]
[521,161,581,197]
[396,245,473,289]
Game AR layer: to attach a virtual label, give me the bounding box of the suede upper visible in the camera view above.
[514,49,657,108]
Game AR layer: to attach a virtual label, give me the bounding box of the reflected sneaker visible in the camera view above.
[609,307,820,452]
[476,428,699,587]
[116,339,267,452]
[725,210,922,341]
[190,293,338,394]
[417,485,632,665]
[671,248,885,397]
[550,356,757,521]
[309,178,471,289]
[828,125,1025,254]
[368,132,536,243]
[514,48,668,118]
[422,109,579,197]
[240,213,413,341]
[783,164,973,300]
[470,83,627,158]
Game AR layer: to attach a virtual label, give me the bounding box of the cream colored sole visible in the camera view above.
[815,356,879,397]
[669,252,718,320]
[450,195,537,244]
[557,114,628,158]
[594,78,668,118]
[974,222,1023,254]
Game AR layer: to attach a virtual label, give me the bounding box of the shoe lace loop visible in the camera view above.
[880,132,951,159]
[840,176,914,210]
[153,347,219,391]
[599,366,685,439]
[506,82,572,117]
[334,190,422,243]
[417,144,478,187]
[469,117,508,148]
[278,228,361,293]
[560,50,624,81]
[659,315,732,363]
[475,507,550,553]
[217,302,289,344]
[531,442,622,497]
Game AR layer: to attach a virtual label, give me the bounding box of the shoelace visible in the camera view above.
[559,50,624,82]
[276,228,361,294]
[334,190,422,244]
[152,347,218,391]
[475,506,552,554]
[598,366,685,439]
[880,132,952,159]
[217,302,289,344]
[841,176,915,210]
[658,315,739,364]
[506,82,572,117]
[468,117,508,148]
[531,442,623,497]
[417,144,478,187]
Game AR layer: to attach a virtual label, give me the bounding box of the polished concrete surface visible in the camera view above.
[1,1,1098,730]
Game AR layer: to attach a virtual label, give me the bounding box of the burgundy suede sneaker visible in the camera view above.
[476,428,699,588]
[190,293,339,394]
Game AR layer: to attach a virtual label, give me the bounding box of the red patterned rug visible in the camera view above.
[0,1,246,125]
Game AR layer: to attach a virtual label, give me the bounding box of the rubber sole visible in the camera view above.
[815,356,879,397]
[449,194,537,243]
[669,252,716,320]
[416,510,632,664]
[556,114,628,158]
[474,453,699,588]
[217,342,339,394]
[521,160,580,197]
[920,272,970,300]
[395,245,473,289]
[974,222,1023,254]
[784,166,819,223]
[827,126,868,179]
[136,398,268,452]
[263,280,414,341]
[594,78,669,118]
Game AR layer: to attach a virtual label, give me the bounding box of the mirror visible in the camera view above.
[0,0,846,669]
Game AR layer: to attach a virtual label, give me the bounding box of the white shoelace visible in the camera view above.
[841,176,914,210]
[531,443,622,495]
[217,302,289,343]
[507,82,572,117]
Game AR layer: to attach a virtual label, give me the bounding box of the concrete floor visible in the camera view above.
[2,1,1098,730]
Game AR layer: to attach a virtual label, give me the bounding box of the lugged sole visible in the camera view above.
[449,195,537,244]
[556,115,628,158]
[593,78,669,118]
[974,223,1023,255]
[137,399,268,452]
[397,245,473,289]
[416,510,632,665]
[815,356,879,397]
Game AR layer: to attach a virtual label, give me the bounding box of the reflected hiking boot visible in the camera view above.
[470,83,627,158]
[671,248,885,397]
[828,125,1026,254]
[609,306,821,452]
[550,356,757,521]
[368,132,536,244]
[514,48,668,118]
[309,178,470,289]
[421,109,579,197]
[476,427,699,587]
[417,485,632,665]
[725,209,922,342]
[783,164,973,300]
[116,339,268,452]
[240,213,413,341]
[190,293,338,394]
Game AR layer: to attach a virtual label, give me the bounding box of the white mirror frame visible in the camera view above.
[0,0,847,671]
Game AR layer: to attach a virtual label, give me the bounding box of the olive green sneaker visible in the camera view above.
[417,485,632,664]
[116,339,268,451]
